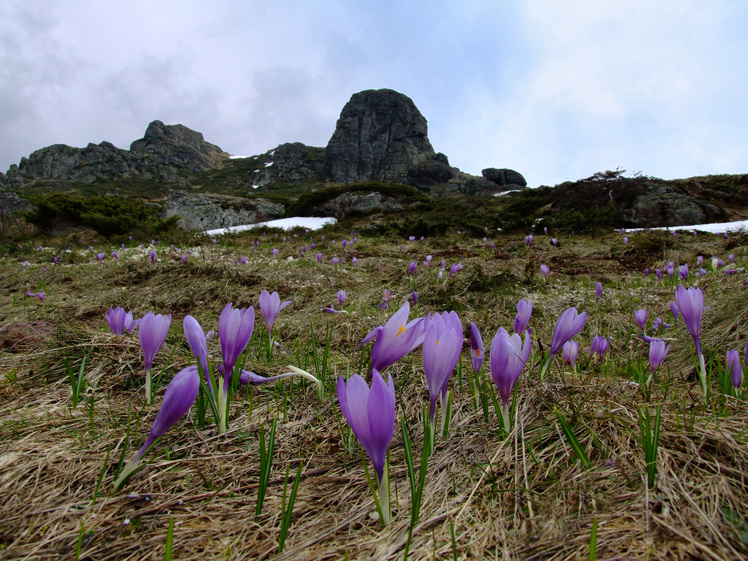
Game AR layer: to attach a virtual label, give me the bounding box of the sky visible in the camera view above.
[2,0,747,188]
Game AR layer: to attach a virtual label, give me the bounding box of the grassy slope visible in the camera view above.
[1,224,747,560]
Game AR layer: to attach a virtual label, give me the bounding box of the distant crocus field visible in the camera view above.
[1,223,747,560]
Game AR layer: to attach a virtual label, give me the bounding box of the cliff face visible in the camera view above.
[324,89,440,184]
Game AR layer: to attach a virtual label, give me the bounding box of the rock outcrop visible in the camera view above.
[3,121,229,187]
[325,89,441,185]
[251,143,325,188]
[312,191,404,218]
[163,192,284,231]
[482,168,527,189]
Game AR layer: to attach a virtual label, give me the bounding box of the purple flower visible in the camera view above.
[469,322,484,374]
[514,299,532,335]
[150,250,156,264]
[448,263,463,278]
[590,336,609,359]
[337,371,395,483]
[377,289,392,310]
[362,301,428,375]
[409,262,417,275]
[634,309,647,330]
[676,285,704,356]
[679,264,689,280]
[272,248,279,259]
[539,307,586,380]
[105,306,130,335]
[53,256,58,266]
[183,315,210,380]
[655,268,662,281]
[525,234,533,245]
[316,252,322,263]
[97,252,105,263]
[113,366,200,490]
[623,236,629,244]
[562,340,579,366]
[670,302,678,321]
[697,255,704,266]
[112,251,119,262]
[422,311,463,421]
[332,257,339,267]
[424,255,432,267]
[490,327,531,429]
[540,264,549,281]
[139,312,172,403]
[727,349,742,388]
[352,257,357,267]
[551,238,558,246]
[218,303,255,391]
[337,290,347,306]
[259,290,292,339]
[596,282,602,302]
[412,290,418,305]
[728,253,735,263]
[23,261,29,270]
[649,339,670,374]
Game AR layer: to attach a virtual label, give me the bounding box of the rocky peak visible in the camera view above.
[130,120,229,171]
[325,89,438,184]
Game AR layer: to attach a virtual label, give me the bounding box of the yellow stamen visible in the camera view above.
[396,325,406,336]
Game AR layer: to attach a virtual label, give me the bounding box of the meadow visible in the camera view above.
[1,221,747,560]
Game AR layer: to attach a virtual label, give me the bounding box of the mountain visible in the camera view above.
[1,88,745,235]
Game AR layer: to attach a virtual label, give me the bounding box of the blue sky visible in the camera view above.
[1,0,746,187]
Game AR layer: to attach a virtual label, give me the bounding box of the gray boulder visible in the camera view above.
[163,192,284,231]
[313,191,404,218]
[325,89,436,183]
[481,168,527,189]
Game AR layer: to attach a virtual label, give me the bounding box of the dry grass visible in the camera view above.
[1,226,747,560]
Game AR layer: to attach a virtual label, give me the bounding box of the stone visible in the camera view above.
[313,191,404,218]
[325,89,436,183]
[481,168,527,188]
[130,120,229,172]
[163,192,284,231]
[251,142,325,188]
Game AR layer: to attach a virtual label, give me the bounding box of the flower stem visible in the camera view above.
[377,460,391,526]
[145,369,152,405]
[698,352,707,401]
[501,404,511,434]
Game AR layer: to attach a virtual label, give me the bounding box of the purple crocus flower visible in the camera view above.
[424,255,433,267]
[97,252,105,263]
[655,268,662,281]
[218,303,255,390]
[590,336,609,359]
[412,290,418,305]
[105,306,130,335]
[490,327,531,431]
[623,236,629,244]
[634,309,647,330]
[337,370,395,484]
[697,255,704,266]
[183,315,210,381]
[377,289,392,310]
[551,238,558,246]
[113,366,200,490]
[259,290,292,339]
[562,340,579,366]
[112,251,119,262]
[23,261,29,270]
[648,339,670,375]
[670,302,678,321]
[448,263,463,279]
[525,234,533,245]
[422,311,463,422]
[541,307,586,379]
[676,285,703,356]
[409,262,417,275]
[469,322,484,374]
[727,349,742,389]
[53,256,58,266]
[337,290,347,306]
[540,264,549,281]
[728,253,735,263]
[362,301,428,377]
[514,299,532,335]
[332,257,339,267]
[150,250,156,264]
[138,311,172,404]
[679,264,689,280]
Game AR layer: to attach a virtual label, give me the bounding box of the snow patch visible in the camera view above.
[206,217,337,236]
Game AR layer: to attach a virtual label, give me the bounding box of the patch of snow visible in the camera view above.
[493,190,522,197]
[264,161,273,167]
[206,217,337,236]
[252,184,259,189]
[627,219,748,235]
[229,155,250,159]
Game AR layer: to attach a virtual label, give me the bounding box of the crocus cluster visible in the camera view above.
[105,306,137,335]
[422,311,463,433]
[540,307,587,379]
